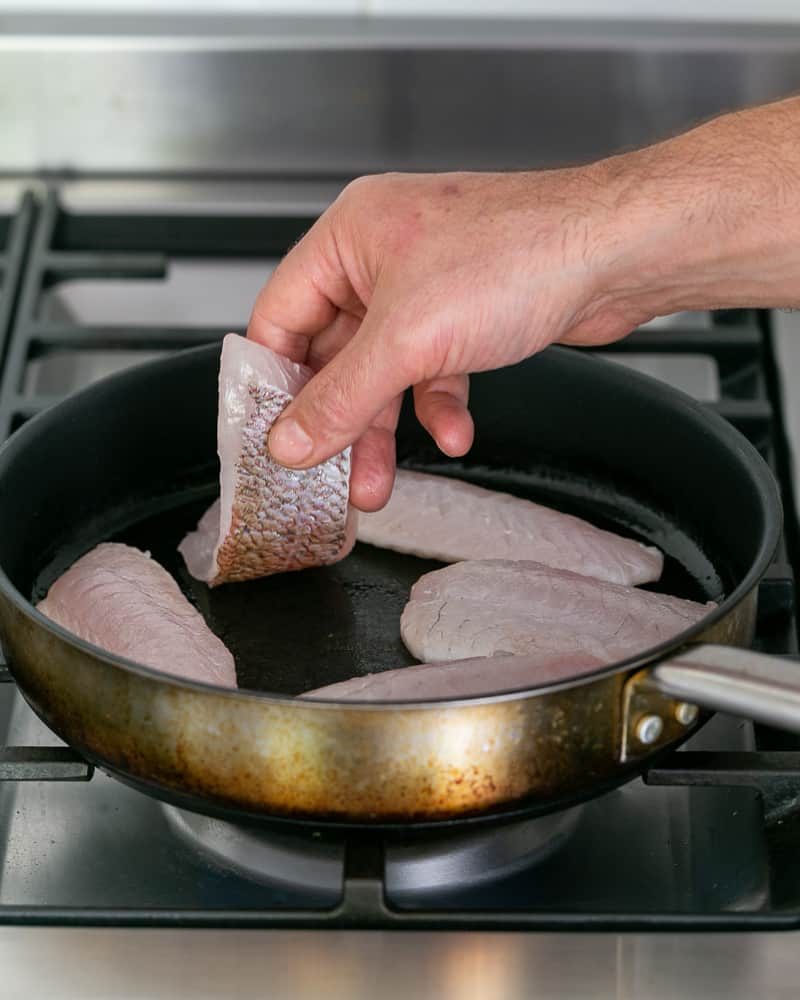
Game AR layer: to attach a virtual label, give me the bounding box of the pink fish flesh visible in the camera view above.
[401,559,714,664]
[356,470,662,587]
[180,334,356,586]
[302,650,608,701]
[37,543,237,687]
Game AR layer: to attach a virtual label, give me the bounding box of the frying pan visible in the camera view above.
[0,342,793,832]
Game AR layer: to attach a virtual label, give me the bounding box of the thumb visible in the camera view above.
[268,312,413,468]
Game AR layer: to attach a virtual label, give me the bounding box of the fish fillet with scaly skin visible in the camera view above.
[356,469,663,587]
[302,651,608,702]
[180,334,357,586]
[37,543,237,687]
[401,559,714,664]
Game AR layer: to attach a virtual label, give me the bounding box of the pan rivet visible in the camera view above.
[636,714,664,745]
[675,702,699,726]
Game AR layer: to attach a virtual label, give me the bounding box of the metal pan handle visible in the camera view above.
[652,644,800,733]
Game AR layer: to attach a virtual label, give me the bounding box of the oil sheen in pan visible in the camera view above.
[86,461,726,697]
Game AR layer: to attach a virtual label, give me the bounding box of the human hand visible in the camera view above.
[247,168,650,510]
[247,97,800,511]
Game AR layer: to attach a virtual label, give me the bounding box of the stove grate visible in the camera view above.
[0,189,314,438]
[0,194,35,379]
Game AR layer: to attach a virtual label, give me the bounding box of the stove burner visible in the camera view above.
[162,804,582,898]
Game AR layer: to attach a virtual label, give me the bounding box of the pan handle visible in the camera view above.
[651,644,800,733]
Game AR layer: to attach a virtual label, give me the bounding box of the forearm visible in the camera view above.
[596,96,800,318]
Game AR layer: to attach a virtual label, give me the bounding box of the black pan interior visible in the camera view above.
[84,460,721,696]
[4,341,769,698]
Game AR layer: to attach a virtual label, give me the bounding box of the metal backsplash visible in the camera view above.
[2,16,800,175]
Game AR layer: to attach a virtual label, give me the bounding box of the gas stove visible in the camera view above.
[1,186,800,945]
[5,15,800,992]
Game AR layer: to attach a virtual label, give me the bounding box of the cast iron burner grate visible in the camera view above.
[1,188,800,928]
[0,195,34,382]
[0,189,316,438]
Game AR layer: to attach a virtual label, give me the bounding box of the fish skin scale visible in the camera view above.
[180,335,355,586]
[215,384,351,582]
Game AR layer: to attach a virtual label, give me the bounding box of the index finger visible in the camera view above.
[246,208,362,363]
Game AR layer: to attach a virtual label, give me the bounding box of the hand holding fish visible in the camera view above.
[247,97,800,511]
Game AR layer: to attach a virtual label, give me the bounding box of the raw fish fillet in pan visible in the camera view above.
[37,543,237,687]
[401,559,714,664]
[180,334,357,586]
[302,651,607,702]
[356,469,662,587]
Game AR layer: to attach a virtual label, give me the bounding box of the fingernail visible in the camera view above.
[269,418,313,465]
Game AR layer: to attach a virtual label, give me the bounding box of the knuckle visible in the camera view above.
[340,173,382,205]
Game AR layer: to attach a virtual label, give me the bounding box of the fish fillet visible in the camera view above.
[401,559,714,664]
[356,470,662,587]
[37,543,236,687]
[302,651,607,701]
[180,334,356,586]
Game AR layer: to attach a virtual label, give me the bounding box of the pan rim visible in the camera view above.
[0,343,783,711]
